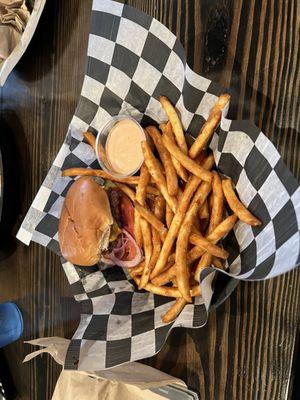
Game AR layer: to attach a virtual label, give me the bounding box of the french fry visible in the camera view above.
[144,283,183,297]
[171,277,178,287]
[187,245,209,263]
[146,126,178,196]
[141,141,178,213]
[208,193,214,214]
[149,227,161,270]
[162,133,213,182]
[201,153,215,171]
[166,204,174,228]
[83,131,96,150]
[136,164,150,205]
[129,270,140,286]
[162,298,187,323]
[212,257,224,269]
[144,186,160,196]
[199,200,209,219]
[191,181,212,207]
[177,187,183,200]
[197,150,207,165]
[115,183,136,202]
[190,285,201,297]
[62,168,140,185]
[198,171,225,270]
[151,265,176,286]
[134,164,147,247]
[134,202,168,240]
[97,142,112,170]
[176,202,200,302]
[159,96,188,154]
[189,231,228,259]
[150,175,202,279]
[156,215,237,285]
[133,275,183,297]
[189,94,230,159]
[134,277,200,300]
[134,212,143,247]
[139,218,153,289]
[194,252,213,281]
[149,198,164,270]
[208,172,224,231]
[222,179,261,226]
[130,261,145,276]
[160,122,188,181]
[206,214,237,242]
[154,195,166,220]
[152,246,206,286]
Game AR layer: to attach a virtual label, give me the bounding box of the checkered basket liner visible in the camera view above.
[17,0,300,370]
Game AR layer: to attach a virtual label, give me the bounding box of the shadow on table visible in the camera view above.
[15,0,85,82]
[0,114,28,261]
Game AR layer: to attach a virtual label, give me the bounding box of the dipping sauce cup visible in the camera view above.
[95,115,146,178]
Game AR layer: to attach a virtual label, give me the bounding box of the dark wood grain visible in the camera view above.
[0,0,299,399]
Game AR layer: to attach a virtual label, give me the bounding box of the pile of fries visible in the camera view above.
[62,94,261,323]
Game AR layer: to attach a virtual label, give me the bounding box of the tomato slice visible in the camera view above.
[119,195,135,237]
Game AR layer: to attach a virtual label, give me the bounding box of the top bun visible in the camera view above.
[58,177,113,266]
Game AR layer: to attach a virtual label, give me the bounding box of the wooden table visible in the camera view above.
[0,1,299,399]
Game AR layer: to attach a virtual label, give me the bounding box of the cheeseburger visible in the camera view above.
[58,176,141,267]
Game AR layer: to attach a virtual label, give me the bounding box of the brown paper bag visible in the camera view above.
[24,337,186,400]
[52,371,177,400]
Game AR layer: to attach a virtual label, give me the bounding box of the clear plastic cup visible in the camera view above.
[95,115,146,178]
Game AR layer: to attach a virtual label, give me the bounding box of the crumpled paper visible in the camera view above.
[24,337,187,400]
[0,0,30,61]
[0,0,30,32]
[0,0,45,86]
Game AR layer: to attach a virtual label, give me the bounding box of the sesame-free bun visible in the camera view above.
[58,177,113,266]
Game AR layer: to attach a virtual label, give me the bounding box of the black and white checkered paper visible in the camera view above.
[17,0,300,370]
